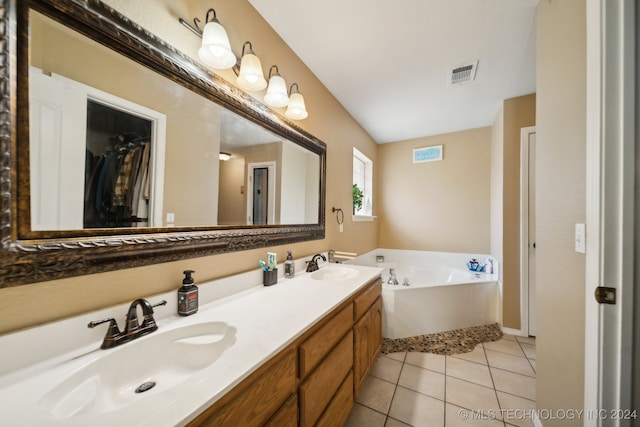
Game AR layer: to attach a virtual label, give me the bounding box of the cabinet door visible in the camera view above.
[369,297,383,365]
[353,310,371,397]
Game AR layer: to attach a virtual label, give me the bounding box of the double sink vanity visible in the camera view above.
[0,263,383,426]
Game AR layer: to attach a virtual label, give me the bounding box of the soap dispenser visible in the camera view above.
[178,269,198,316]
[284,251,295,278]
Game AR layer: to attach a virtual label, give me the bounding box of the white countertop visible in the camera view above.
[0,263,382,427]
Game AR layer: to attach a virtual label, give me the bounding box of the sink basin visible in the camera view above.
[311,266,360,281]
[38,321,236,420]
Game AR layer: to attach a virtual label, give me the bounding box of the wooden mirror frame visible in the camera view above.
[0,0,326,287]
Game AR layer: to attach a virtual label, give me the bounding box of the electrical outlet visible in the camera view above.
[166,212,175,223]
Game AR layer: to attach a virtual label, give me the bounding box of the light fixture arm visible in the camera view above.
[178,8,219,38]
[268,65,280,79]
[205,8,217,24]
[241,41,255,56]
[289,83,301,95]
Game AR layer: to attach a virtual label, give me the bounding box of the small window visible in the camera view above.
[353,148,373,217]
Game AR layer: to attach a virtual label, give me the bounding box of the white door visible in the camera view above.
[584,0,636,423]
[520,126,536,337]
[29,68,87,230]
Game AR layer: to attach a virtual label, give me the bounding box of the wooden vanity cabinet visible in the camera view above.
[187,277,382,427]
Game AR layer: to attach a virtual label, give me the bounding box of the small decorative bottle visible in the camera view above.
[284,251,295,278]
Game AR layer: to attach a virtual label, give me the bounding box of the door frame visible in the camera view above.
[246,161,276,225]
[584,0,637,422]
[520,126,536,337]
[47,71,167,227]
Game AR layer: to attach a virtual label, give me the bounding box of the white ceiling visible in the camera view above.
[248,0,537,143]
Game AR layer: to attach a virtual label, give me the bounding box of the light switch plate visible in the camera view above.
[575,223,586,253]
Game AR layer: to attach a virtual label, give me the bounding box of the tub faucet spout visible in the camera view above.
[388,268,399,285]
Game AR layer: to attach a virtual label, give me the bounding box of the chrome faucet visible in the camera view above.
[88,299,167,349]
[306,253,327,272]
[388,268,399,285]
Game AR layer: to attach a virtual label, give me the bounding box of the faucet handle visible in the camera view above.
[141,300,167,329]
[88,317,120,334]
[88,318,121,349]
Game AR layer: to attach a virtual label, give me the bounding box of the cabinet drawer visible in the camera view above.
[299,330,353,427]
[354,278,382,320]
[315,370,354,427]
[190,348,296,427]
[264,394,298,427]
[299,302,353,378]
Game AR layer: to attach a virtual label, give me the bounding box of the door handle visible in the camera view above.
[595,287,616,304]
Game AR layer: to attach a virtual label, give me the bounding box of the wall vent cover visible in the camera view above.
[449,61,478,85]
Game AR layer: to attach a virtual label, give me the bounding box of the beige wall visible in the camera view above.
[536,0,586,423]
[490,94,536,330]
[0,0,379,334]
[378,127,491,254]
[218,158,246,225]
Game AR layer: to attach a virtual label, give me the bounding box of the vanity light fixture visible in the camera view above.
[179,9,236,70]
[219,152,231,161]
[264,65,289,108]
[285,83,308,120]
[236,41,267,92]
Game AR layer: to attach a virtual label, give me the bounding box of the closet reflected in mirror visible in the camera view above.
[28,9,320,231]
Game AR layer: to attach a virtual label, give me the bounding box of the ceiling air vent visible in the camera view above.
[449,61,478,85]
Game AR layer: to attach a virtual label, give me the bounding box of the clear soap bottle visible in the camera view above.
[284,251,295,278]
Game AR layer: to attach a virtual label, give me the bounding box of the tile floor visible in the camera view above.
[345,334,536,427]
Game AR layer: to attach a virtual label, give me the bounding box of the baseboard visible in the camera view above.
[502,327,526,337]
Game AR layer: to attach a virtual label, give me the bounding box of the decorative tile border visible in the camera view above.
[381,323,503,355]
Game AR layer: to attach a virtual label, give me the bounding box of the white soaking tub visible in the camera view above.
[348,249,500,339]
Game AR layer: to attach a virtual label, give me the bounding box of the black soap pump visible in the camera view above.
[178,269,198,316]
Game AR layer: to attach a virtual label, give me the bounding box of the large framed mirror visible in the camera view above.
[0,0,326,287]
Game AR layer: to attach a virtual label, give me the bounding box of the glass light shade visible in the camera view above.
[236,53,267,92]
[219,152,231,161]
[264,75,289,108]
[285,92,308,120]
[198,20,236,69]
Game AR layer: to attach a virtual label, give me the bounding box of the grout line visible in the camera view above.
[514,338,538,375]
[443,354,447,426]
[484,342,507,422]
[382,357,403,421]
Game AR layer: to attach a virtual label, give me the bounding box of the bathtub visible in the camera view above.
[348,249,500,339]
